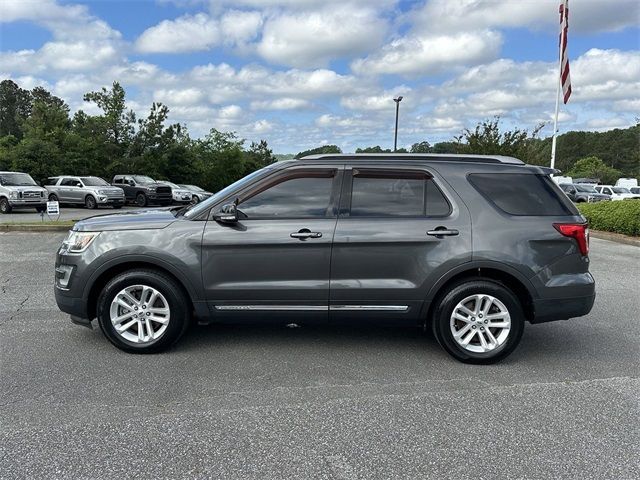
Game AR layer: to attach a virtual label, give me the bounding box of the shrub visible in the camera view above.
[577,201,640,236]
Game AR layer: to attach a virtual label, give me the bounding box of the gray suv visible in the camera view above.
[55,154,595,363]
[0,171,47,213]
[44,176,125,209]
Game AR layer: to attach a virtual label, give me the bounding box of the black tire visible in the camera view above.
[0,198,12,214]
[85,195,97,209]
[432,280,524,364]
[96,269,191,353]
[136,193,147,207]
[190,195,200,205]
[48,193,58,202]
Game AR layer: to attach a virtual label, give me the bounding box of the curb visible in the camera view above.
[0,224,73,232]
[590,230,640,247]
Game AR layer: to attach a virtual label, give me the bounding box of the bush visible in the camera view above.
[577,201,640,236]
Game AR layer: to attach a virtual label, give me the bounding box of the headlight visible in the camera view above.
[61,231,100,254]
[9,191,18,199]
[98,189,110,195]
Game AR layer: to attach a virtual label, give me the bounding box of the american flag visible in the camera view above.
[559,0,572,104]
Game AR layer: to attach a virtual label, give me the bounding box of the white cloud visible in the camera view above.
[352,30,502,76]
[220,10,263,44]
[135,13,220,53]
[251,98,310,110]
[411,0,640,34]
[257,6,388,68]
[154,88,205,106]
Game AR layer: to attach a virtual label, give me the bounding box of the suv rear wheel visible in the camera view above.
[48,193,58,202]
[432,280,524,364]
[96,269,191,353]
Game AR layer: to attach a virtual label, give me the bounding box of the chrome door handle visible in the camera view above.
[427,227,459,237]
[291,229,322,239]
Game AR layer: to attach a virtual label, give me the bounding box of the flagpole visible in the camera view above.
[550,1,566,171]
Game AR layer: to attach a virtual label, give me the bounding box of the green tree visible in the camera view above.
[83,81,135,150]
[0,80,31,139]
[454,117,545,164]
[410,141,432,153]
[243,139,276,176]
[295,144,341,158]
[355,145,391,153]
[566,156,623,184]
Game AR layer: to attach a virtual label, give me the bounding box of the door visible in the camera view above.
[59,178,79,203]
[329,166,472,324]
[201,166,343,323]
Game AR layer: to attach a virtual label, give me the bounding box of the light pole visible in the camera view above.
[393,96,403,152]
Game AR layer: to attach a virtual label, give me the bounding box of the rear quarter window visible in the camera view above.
[468,173,578,216]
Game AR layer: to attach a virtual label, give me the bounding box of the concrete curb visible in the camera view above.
[590,230,640,247]
[0,224,73,232]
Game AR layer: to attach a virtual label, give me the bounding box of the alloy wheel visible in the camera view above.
[449,294,511,354]
[109,285,170,344]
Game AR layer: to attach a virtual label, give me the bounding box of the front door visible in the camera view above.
[329,165,472,324]
[201,166,343,323]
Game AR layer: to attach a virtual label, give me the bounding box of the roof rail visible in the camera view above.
[298,153,524,165]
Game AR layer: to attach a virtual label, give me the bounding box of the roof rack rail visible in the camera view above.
[298,153,524,165]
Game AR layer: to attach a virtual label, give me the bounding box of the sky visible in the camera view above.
[1,0,639,153]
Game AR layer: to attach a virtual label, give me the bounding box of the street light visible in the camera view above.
[393,96,403,152]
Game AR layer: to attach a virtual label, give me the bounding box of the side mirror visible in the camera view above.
[214,203,238,224]
[75,182,82,188]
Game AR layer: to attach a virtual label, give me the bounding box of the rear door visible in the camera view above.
[59,178,77,202]
[329,165,472,324]
[201,165,343,323]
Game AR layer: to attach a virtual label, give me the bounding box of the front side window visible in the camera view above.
[61,178,80,187]
[80,177,109,186]
[349,170,450,217]
[238,172,336,219]
[133,175,155,184]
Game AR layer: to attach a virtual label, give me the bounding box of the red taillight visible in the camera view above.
[554,223,589,256]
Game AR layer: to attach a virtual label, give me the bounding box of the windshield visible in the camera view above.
[133,175,156,184]
[612,187,630,194]
[575,185,597,193]
[162,182,180,189]
[183,167,273,219]
[0,173,37,186]
[181,184,205,192]
[80,177,109,186]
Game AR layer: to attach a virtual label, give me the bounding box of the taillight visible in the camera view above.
[554,223,589,256]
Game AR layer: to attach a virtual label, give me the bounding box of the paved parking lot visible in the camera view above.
[0,205,163,223]
[1,233,638,479]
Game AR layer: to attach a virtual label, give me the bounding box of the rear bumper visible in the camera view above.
[531,293,595,324]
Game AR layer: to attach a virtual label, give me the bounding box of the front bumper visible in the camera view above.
[55,286,89,319]
[9,198,46,207]
[97,196,125,205]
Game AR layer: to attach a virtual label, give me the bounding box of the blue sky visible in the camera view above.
[1,0,639,153]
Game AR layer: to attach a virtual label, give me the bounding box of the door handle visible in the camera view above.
[427,227,459,237]
[291,229,322,240]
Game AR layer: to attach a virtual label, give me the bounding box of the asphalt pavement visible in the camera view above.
[0,233,638,479]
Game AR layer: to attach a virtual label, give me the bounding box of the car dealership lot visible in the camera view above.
[0,205,162,223]
[1,233,638,479]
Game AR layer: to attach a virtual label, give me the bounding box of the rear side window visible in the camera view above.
[61,178,78,187]
[349,170,450,217]
[43,178,58,186]
[469,173,576,216]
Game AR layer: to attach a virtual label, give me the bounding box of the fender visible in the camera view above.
[81,253,203,305]
[423,259,539,306]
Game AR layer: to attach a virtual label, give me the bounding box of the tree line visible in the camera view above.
[1,79,638,192]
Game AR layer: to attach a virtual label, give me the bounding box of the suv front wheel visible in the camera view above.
[432,280,524,364]
[96,269,191,353]
[136,193,147,207]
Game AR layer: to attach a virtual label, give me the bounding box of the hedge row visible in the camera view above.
[577,201,640,237]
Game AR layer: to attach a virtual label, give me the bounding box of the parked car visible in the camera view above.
[112,175,172,207]
[615,178,638,190]
[594,185,640,200]
[55,154,595,364]
[0,171,47,214]
[559,183,611,203]
[44,176,125,209]
[160,181,193,205]
[178,184,213,204]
